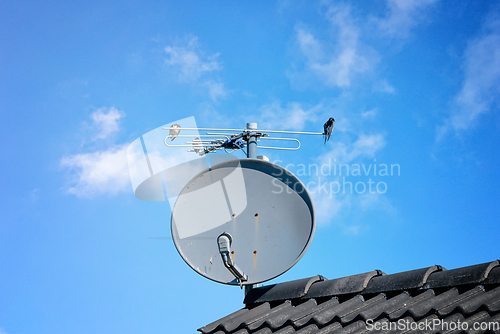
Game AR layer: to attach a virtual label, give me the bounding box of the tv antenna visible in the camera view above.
[162,121,334,158]
[164,120,334,292]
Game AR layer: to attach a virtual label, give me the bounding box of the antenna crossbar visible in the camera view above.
[163,120,333,156]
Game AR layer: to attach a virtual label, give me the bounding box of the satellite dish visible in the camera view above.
[171,158,316,285]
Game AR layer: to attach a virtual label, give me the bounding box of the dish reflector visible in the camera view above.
[171,159,316,285]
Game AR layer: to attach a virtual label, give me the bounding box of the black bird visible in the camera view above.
[323,117,335,143]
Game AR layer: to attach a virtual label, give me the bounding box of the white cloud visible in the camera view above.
[262,100,390,228]
[197,103,234,127]
[296,29,324,62]
[253,100,322,131]
[373,79,396,94]
[304,105,389,227]
[312,190,394,234]
[375,0,439,38]
[319,133,386,164]
[164,37,220,82]
[293,4,378,88]
[90,107,124,140]
[361,109,378,119]
[61,109,131,198]
[291,1,439,91]
[437,15,500,140]
[204,80,228,102]
[312,190,347,224]
[61,144,131,197]
[164,37,228,100]
[29,188,40,201]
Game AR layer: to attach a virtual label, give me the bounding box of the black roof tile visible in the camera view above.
[365,318,390,334]
[244,276,326,304]
[295,324,319,333]
[253,328,272,334]
[387,289,436,320]
[422,260,499,289]
[202,308,250,333]
[254,300,317,331]
[305,271,385,299]
[461,311,495,334]
[458,285,500,315]
[401,314,435,334]
[407,287,459,319]
[440,313,466,333]
[316,322,342,334]
[218,303,271,332]
[274,325,295,334]
[363,266,443,294]
[340,294,386,323]
[484,266,500,285]
[328,320,367,334]
[246,302,292,331]
[312,295,365,326]
[490,313,500,332]
[436,285,485,316]
[293,297,339,328]
[487,291,500,313]
[198,260,500,334]
[358,291,410,321]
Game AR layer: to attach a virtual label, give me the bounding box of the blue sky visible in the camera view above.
[1,0,500,333]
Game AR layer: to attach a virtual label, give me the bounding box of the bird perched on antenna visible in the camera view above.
[169,124,181,141]
[323,117,335,143]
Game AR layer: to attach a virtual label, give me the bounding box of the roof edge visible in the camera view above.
[242,260,500,306]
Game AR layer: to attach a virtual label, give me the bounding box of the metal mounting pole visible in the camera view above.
[245,284,258,296]
[247,123,257,159]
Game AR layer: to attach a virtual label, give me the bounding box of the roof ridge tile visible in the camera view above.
[305,270,385,299]
[363,265,444,294]
[423,261,500,289]
[483,263,500,285]
[244,276,325,305]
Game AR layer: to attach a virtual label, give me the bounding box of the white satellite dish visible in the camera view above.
[171,158,316,286]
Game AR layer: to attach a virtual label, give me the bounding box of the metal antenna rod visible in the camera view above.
[163,120,333,156]
[162,126,323,135]
[246,123,258,159]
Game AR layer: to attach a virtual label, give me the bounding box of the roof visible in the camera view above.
[198,260,500,333]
